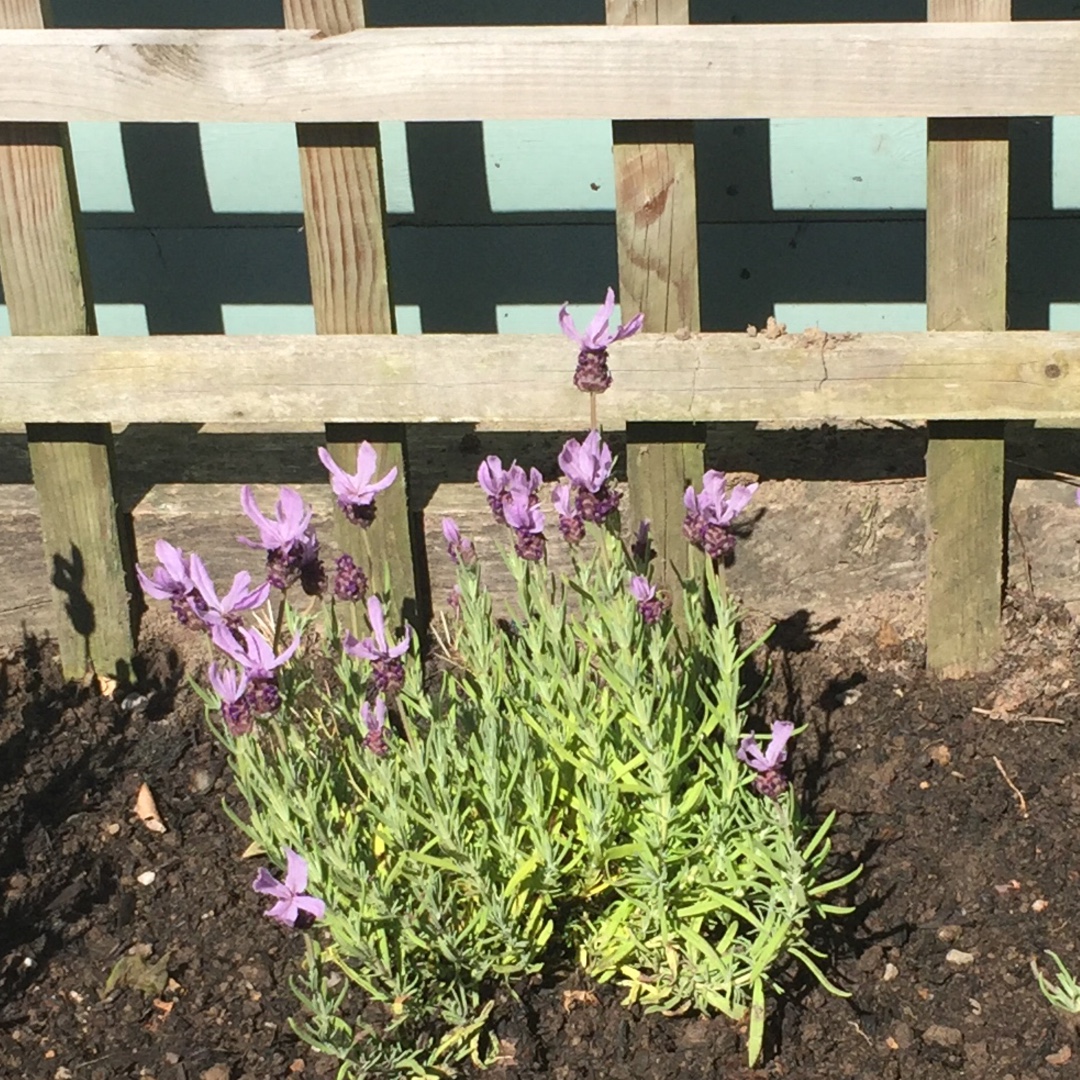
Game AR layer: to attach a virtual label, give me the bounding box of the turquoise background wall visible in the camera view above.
[2,1,1080,338]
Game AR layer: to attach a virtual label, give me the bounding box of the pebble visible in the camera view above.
[882,962,899,982]
[892,1023,915,1050]
[946,948,975,967]
[200,1067,231,1080]
[136,871,156,886]
[923,1024,963,1048]
[937,924,963,943]
[190,768,214,795]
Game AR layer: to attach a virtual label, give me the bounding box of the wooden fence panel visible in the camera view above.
[0,0,133,680]
[608,0,704,618]
[283,0,422,629]
[925,0,1010,677]
[2,24,1080,123]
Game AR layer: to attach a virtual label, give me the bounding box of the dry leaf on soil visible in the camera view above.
[134,783,166,834]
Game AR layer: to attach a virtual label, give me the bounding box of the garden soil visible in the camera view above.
[2,591,1079,1080]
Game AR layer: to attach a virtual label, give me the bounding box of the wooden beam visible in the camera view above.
[608,0,703,619]
[0,331,1077,427]
[0,24,1079,122]
[925,0,1010,677]
[284,0,422,630]
[0,0,133,680]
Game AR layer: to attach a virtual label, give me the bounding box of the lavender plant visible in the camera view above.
[136,297,857,1076]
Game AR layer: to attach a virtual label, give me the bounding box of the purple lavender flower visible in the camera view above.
[558,287,644,394]
[558,430,621,524]
[317,442,397,528]
[360,696,389,757]
[343,596,412,695]
[252,848,326,927]
[628,575,668,626]
[207,662,253,735]
[682,470,759,559]
[504,489,547,562]
[737,720,795,799]
[441,517,476,565]
[188,555,271,629]
[210,624,300,715]
[332,553,368,603]
[553,483,585,545]
[136,540,201,626]
[477,457,543,524]
[238,486,324,593]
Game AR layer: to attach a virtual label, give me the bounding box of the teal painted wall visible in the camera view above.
[2,2,1080,336]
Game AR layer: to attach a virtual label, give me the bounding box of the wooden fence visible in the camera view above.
[0,0,1074,680]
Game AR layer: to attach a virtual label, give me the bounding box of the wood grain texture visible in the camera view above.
[925,0,1009,677]
[608,0,702,613]
[0,24,1078,122]
[284,0,420,627]
[1,331,1078,426]
[0,0,133,678]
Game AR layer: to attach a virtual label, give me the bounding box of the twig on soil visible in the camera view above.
[992,756,1029,818]
[972,707,1065,726]
[847,1021,873,1047]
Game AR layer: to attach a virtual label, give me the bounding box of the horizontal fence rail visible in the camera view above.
[0,332,1077,426]
[1,24,1080,121]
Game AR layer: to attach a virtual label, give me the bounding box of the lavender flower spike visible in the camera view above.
[360,696,389,757]
[628,575,668,626]
[558,287,644,353]
[559,287,644,395]
[344,596,412,695]
[210,624,300,680]
[504,490,547,562]
[238,485,313,553]
[344,596,412,663]
[737,721,795,799]
[441,517,476,565]
[253,848,326,927]
[207,662,253,735]
[188,555,271,628]
[318,442,397,527]
[558,430,614,494]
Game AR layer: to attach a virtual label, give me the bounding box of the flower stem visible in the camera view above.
[589,392,597,432]
[272,591,288,651]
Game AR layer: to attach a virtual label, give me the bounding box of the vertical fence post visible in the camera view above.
[0,0,134,679]
[607,0,703,615]
[283,0,424,630]
[925,0,1009,676]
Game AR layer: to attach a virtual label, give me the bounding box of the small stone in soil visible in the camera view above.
[945,948,974,966]
[923,1024,963,1048]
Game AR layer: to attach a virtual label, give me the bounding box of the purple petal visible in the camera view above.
[282,848,308,894]
[252,867,291,901]
[366,596,388,652]
[239,486,273,545]
[628,575,654,603]
[558,303,582,346]
[441,517,461,546]
[342,630,378,663]
[294,894,325,921]
[764,721,795,767]
[265,897,300,926]
[477,456,506,499]
[736,736,769,772]
[611,311,645,343]
[552,483,574,517]
[582,287,616,350]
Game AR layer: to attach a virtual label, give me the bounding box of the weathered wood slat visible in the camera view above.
[0,0,133,680]
[0,332,1076,426]
[0,24,1079,122]
[608,0,703,620]
[924,0,1010,677]
[284,0,422,629]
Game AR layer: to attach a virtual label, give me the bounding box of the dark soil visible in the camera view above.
[2,593,1080,1079]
